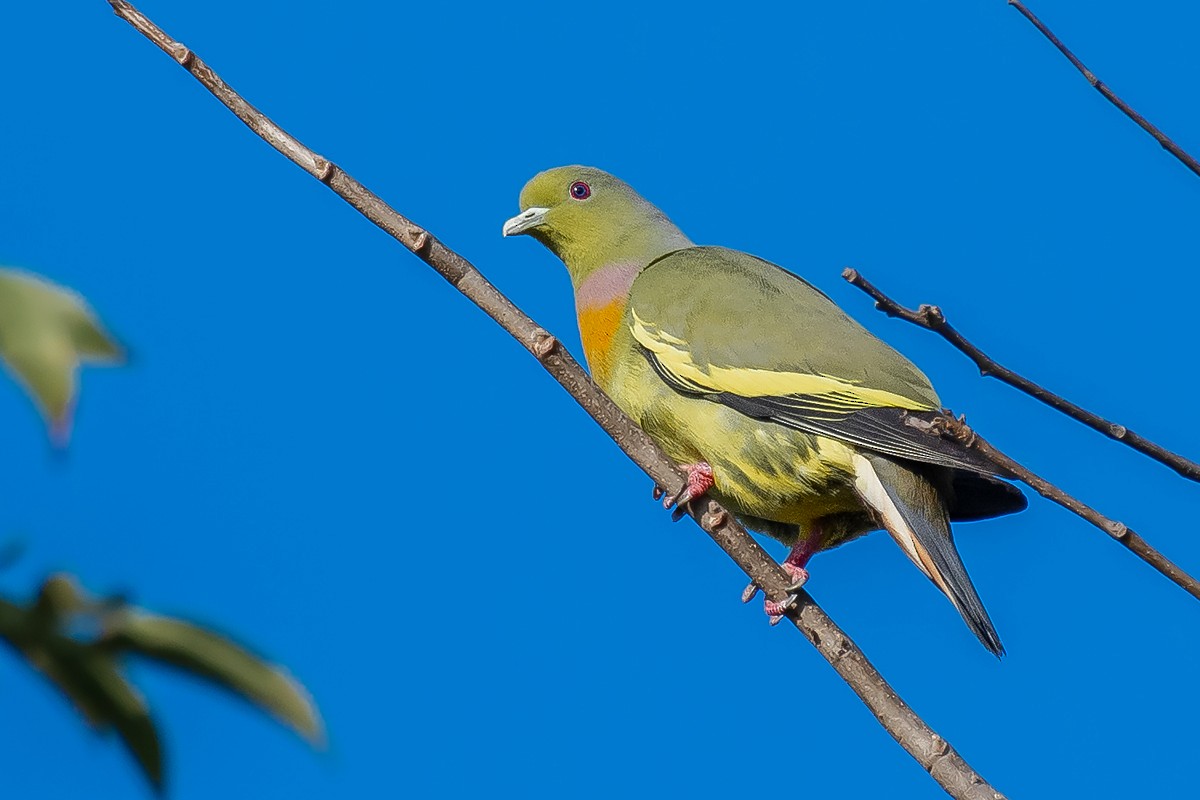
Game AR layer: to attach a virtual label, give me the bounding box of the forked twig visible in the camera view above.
[844,268,1200,483]
[106,2,1003,798]
[845,269,1200,600]
[1008,0,1200,179]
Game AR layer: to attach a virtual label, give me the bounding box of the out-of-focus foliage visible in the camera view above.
[0,269,321,792]
[0,574,323,792]
[104,612,323,744]
[0,268,122,441]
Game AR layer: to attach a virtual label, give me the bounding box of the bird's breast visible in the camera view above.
[576,298,627,386]
[573,262,642,387]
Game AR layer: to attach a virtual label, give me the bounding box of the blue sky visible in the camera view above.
[2,1,1199,797]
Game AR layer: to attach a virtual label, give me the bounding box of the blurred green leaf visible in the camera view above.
[1,578,163,791]
[0,574,321,792]
[32,640,163,791]
[0,268,122,441]
[103,613,323,744]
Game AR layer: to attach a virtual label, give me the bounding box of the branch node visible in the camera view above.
[409,229,430,253]
[1109,424,1128,440]
[169,43,194,67]
[702,508,728,529]
[531,329,558,360]
[921,413,977,448]
[1107,521,1130,540]
[315,158,336,184]
[919,304,945,325]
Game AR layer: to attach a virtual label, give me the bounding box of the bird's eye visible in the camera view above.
[569,181,592,200]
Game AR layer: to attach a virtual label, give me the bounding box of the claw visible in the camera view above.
[652,486,664,501]
[661,488,686,510]
[782,563,810,593]
[660,462,714,519]
[764,593,799,624]
[741,582,761,603]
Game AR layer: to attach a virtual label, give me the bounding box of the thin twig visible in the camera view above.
[844,268,1200,599]
[843,268,1200,483]
[1008,0,1200,179]
[910,414,1200,601]
[106,2,1003,798]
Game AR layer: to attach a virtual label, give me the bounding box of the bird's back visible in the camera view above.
[626,246,941,411]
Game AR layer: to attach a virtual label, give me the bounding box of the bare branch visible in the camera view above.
[843,268,1200,483]
[910,414,1200,601]
[107,1,1004,797]
[1008,0,1200,179]
[844,269,1200,598]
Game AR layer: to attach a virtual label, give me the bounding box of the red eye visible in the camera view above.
[569,181,591,200]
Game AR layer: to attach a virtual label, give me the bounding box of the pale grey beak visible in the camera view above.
[502,207,550,237]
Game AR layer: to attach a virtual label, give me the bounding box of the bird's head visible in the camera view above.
[503,166,692,286]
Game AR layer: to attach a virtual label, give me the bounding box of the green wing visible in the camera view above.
[628,247,1003,475]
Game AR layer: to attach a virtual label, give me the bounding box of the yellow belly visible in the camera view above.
[603,335,867,536]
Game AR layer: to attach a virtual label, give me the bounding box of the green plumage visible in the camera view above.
[629,247,939,408]
[504,166,1025,654]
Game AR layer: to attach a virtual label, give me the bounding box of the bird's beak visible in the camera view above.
[502,207,550,237]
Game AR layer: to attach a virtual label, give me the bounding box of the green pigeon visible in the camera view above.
[503,166,1025,655]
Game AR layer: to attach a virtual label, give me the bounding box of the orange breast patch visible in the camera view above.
[577,298,628,386]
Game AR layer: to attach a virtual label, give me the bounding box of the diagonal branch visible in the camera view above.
[843,268,1200,483]
[106,2,1002,798]
[909,414,1200,601]
[1008,0,1200,180]
[844,269,1200,599]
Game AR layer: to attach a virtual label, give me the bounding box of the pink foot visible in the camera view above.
[743,535,821,625]
[744,580,803,626]
[764,597,796,626]
[782,561,810,589]
[655,462,714,521]
[763,568,809,624]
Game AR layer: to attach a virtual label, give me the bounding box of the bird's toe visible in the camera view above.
[740,582,761,603]
[782,563,810,592]
[763,593,799,624]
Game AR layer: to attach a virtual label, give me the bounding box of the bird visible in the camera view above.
[503,166,1026,655]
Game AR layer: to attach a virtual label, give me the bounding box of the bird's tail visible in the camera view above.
[851,452,1004,657]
